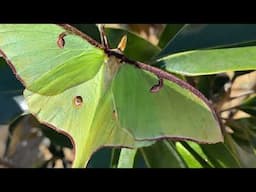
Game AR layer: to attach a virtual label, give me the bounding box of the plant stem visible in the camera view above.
[117,148,137,168]
[220,105,240,113]
[229,90,255,100]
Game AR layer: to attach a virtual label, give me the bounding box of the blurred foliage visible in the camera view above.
[1,24,256,167]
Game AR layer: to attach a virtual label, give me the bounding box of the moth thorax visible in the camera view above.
[106,56,121,76]
[103,56,121,91]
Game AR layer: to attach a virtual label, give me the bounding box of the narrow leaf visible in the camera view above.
[157,24,256,59]
[139,140,187,168]
[157,46,256,76]
[158,24,184,49]
[117,148,137,168]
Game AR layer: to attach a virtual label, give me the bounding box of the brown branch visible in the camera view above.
[229,90,255,100]
[220,105,240,113]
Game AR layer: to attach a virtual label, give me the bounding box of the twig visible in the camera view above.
[229,90,255,100]
[219,105,240,113]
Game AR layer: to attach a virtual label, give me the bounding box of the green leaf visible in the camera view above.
[87,148,113,168]
[226,117,256,146]
[175,142,202,168]
[180,141,213,168]
[175,140,238,168]
[110,148,121,168]
[105,28,161,62]
[117,148,137,168]
[200,140,241,168]
[178,134,241,168]
[230,140,256,167]
[226,118,256,167]
[238,96,256,116]
[158,24,184,49]
[157,24,256,59]
[139,140,187,168]
[133,150,148,168]
[156,46,256,76]
[73,24,101,43]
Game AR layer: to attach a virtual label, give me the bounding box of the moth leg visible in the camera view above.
[97,24,110,49]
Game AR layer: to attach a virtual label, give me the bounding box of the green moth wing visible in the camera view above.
[0,24,223,167]
[24,65,152,167]
[0,24,154,166]
[0,24,105,95]
[112,63,223,143]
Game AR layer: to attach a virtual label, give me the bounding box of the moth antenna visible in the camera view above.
[150,77,164,93]
[97,24,109,49]
[117,35,127,52]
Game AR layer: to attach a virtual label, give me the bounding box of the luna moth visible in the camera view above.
[0,24,223,167]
